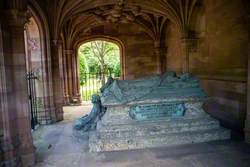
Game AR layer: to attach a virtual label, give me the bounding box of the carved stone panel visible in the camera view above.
[129,103,185,121]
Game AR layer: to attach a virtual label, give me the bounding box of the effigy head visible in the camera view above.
[91,94,101,104]
[100,76,114,93]
[160,71,178,85]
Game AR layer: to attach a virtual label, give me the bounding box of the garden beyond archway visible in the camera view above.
[78,40,121,101]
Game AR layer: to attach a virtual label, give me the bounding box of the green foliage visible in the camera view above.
[79,41,120,74]
[78,50,89,85]
[112,62,120,77]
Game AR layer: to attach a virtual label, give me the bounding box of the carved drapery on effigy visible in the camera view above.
[101,72,206,106]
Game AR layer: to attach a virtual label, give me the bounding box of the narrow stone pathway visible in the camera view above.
[33,105,250,167]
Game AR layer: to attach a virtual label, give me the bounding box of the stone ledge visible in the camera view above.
[97,120,220,139]
[89,128,230,152]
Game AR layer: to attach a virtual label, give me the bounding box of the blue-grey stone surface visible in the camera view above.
[74,94,105,131]
[101,72,207,106]
[129,103,185,121]
[86,72,231,152]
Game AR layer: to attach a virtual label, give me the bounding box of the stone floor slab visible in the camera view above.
[33,105,250,167]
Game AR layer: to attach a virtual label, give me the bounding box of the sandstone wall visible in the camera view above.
[166,0,248,136]
[118,24,156,79]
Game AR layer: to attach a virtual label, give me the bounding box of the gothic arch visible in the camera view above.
[76,35,126,79]
[27,0,57,123]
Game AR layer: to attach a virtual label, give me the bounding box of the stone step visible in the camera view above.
[100,114,211,126]
[97,117,220,138]
[98,123,220,139]
[89,128,231,152]
[98,116,217,129]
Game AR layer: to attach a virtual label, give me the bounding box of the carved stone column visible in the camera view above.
[64,49,74,102]
[180,37,197,73]
[180,38,191,73]
[72,52,81,104]
[51,40,64,121]
[154,41,166,74]
[64,49,81,104]
[76,54,81,101]
[62,50,70,104]
[0,10,35,167]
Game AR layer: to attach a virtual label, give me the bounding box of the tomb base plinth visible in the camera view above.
[89,99,230,152]
[83,72,231,152]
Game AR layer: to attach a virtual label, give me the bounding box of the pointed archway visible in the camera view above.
[78,39,122,101]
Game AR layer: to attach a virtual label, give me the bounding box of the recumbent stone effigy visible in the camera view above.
[75,71,231,152]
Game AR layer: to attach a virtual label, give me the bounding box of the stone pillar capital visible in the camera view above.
[154,47,166,56]
[64,49,75,55]
[51,39,63,47]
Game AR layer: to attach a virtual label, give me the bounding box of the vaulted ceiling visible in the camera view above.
[30,0,203,48]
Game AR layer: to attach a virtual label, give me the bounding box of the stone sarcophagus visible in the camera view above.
[88,72,230,152]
